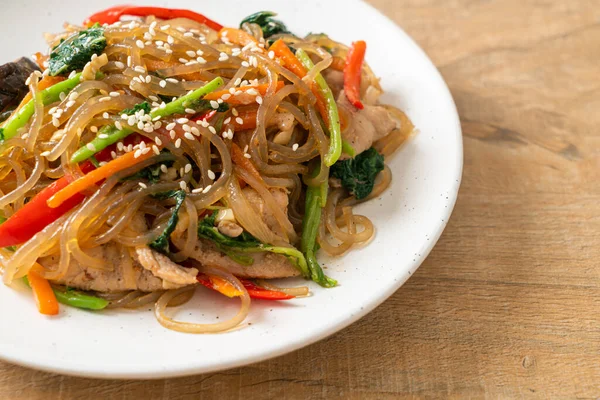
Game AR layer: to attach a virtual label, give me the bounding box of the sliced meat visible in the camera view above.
[43,243,197,292]
[189,239,300,279]
[135,247,198,289]
[242,187,289,234]
[0,57,40,112]
[337,90,397,157]
[323,69,344,98]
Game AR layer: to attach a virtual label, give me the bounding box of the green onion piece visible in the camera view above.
[295,49,342,167]
[1,73,83,141]
[23,276,109,310]
[342,139,356,158]
[70,77,225,163]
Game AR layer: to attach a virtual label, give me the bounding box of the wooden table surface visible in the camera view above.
[3,0,600,398]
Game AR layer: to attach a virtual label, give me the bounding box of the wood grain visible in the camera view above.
[2,0,600,398]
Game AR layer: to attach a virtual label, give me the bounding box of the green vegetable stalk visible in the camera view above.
[0,73,84,141]
[295,49,342,167]
[70,77,225,163]
[23,277,109,310]
[300,165,337,288]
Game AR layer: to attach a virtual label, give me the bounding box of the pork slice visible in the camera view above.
[44,243,198,292]
[337,90,397,157]
[190,239,300,279]
[135,247,198,289]
[242,187,289,234]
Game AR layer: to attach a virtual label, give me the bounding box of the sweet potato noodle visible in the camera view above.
[0,11,413,333]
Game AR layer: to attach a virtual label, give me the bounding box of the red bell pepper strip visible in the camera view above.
[344,41,367,110]
[84,5,223,31]
[0,145,118,248]
[197,274,294,300]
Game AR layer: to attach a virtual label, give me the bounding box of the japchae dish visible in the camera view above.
[0,6,414,333]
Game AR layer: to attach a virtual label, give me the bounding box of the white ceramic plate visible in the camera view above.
[0,0,462,378]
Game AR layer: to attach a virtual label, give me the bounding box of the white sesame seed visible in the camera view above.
[163,123,175,131]
[179,58,188,64]
[66,100,76,108]
[207,169,215,180]
[98,133,109,139]
[166,78,179,84]
[191,127,200,136]
[115,121,123,130]
[86,143,97,152]
[59,92,67,101]
[243,153,252,159]
[141,147,151,155]
[243,145,249,153]
[160,164,168,173]
[136,40,145,49]
[103,112,110,119]
[139,182,148,189]
[256,95,263,105]
[48,106,58,115]
[117,142,124,151]
[183,164,191,174]
[246,88,258,96]
[69,91,79,101]
[192,188,203,194]
[232,108,239,117]
[221,94,232,101]
[154,137,162,146]
[202,185,212,194]
[235,117,244,125]
[170,130,176,139]
[182,124,191,132]
[99,96,111,102]
[52,118,60,127]
[159,80,167,88]
[208,126,217,134]
[152,145,160,155]
[134,66,146,73]
[115,61,125,69]
[241,61,250,68]
[175,138,182,148]
[127,116,136,126]
[217,99,224,104]
[177,118,189,124]
[177,181,186,190]
[137,121,145,130]
[184,132,195,140]
[145,75,152,83]
[160,24,170,31]
[160,102,166,109]
[90,126,98,133]
[111,151,117,159]
[183,32,194,37]
[210,100,219,109]
[152,115,161,122]
[292,143,299,151]
[268,51,275,59]
[185,108,196,114]
[110,91,120,98]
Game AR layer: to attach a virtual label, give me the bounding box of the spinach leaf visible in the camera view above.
[122,101,151,115]
[198,211,260,249]
[330,147,384,200]
[240,11,291,39]
[149,190,186,254]
[49,24,107,76]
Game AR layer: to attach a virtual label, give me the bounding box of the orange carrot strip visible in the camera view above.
[209,276,243,298]
[330,56,346,72]
[27,270,59,316]
[231,142,263,184]
[33,52,48,71]
[233,108,258,130]
[203,82,285,104]
[218,27,258,47]
[47,151,153,209]
[269,39,330,124]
